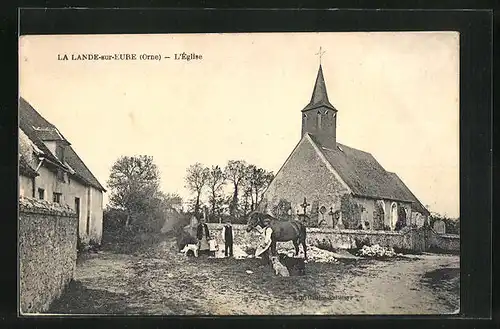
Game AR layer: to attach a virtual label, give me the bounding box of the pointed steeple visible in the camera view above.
[302,64,336,112]
[301,64,338,150]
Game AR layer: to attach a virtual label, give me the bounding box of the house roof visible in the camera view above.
[32,126,68,143]
[302,64,337,112]
[307,134,428,214]
[19,97,106,192]
[19,98,67,168]
[19,155,39,178]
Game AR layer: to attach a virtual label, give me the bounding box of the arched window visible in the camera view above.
[390,202,398,231]
[374,200,385,230]
[317,111,322,129]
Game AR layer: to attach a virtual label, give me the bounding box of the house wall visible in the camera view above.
[19,197,77,314]
[32,164,103,244]
[261,137,350,225]
[89,186,103,243]
[19,175,34,198]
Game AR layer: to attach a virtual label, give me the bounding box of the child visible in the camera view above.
[221,219,234,257]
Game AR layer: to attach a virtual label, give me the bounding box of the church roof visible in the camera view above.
[19,97,106,192]
[302,64,336,112]
[307,134,428,214]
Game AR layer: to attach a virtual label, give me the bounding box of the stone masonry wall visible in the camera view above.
[207,223,459,254]
[19,197,78,314]
[260,137,349,225]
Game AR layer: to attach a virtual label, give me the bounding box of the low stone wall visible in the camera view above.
[207,223,460,253]
[306,227,414,250]
[19,197,78,314]
[207,223,263,249]
[427,231,460,253]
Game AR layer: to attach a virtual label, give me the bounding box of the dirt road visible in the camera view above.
[49,239,459,315]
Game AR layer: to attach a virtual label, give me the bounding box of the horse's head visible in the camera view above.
[246,211,262,232]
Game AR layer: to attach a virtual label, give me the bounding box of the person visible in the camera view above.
[196,215,211,256]
[221,219,234,257]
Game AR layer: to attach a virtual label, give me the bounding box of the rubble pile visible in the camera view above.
[357,244,401,258]
[276,244,338,263]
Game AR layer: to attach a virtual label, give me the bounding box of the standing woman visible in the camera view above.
[197,213,211,256]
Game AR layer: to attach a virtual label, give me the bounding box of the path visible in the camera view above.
[49,239,459,315]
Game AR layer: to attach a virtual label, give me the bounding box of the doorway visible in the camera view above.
[75,197,80,238]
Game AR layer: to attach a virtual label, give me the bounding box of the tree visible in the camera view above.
[241,185,253,215]
[107,155,161,228]
[224,160,248,216]
[184,163,209,216]
[164,193,183,211]
[206,165,226,220]
[245,165,274,211]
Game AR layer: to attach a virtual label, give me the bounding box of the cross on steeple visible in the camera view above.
[315,46,326,65]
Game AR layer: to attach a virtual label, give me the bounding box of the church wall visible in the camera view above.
[353,197,375,229]
[352,197,413,231]
[260,137,349,226]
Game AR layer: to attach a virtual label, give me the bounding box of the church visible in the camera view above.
[259,63,430,231]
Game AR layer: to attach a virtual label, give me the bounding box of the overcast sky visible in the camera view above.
[19,32,459,217]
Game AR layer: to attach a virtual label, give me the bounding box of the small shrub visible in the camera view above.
[354,236,371,249]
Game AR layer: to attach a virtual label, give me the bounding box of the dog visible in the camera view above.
[180,243,199,257]
[269,255,290,277]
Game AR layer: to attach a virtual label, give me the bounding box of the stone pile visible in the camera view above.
[357,244,400,258]
[276,244,338,263]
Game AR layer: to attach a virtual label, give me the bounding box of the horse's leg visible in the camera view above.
[292,239,299,256]
[301,226,308,260]
[270,240,277,257]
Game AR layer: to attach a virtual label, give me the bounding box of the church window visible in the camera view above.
[390,202,398,230]
[317,111,322,129]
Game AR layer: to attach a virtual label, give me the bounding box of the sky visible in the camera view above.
[19,32,460,217]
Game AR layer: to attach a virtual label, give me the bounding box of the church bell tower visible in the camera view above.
[301,64,338,150]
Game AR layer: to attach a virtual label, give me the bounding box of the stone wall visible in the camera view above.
[19,197,78,314]
[427,231,460,253]
[207,223,460,254]
[207,223,263,249]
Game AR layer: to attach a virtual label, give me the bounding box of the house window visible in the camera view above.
[55,144,65,162]
[38,188,45,200]
[53,192,62,204]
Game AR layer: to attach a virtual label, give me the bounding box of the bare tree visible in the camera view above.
[207,165,226,220]
[224,160,248,216]
[184,163,209,216]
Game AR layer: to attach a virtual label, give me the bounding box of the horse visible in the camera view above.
[246,211,307,260]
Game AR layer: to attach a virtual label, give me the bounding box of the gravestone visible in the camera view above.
[413,213,425,228]
[433,220,446,234]
[318,206,327,226]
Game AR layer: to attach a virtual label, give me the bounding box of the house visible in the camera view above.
[18,97,106,244]
[259,64,430,231]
